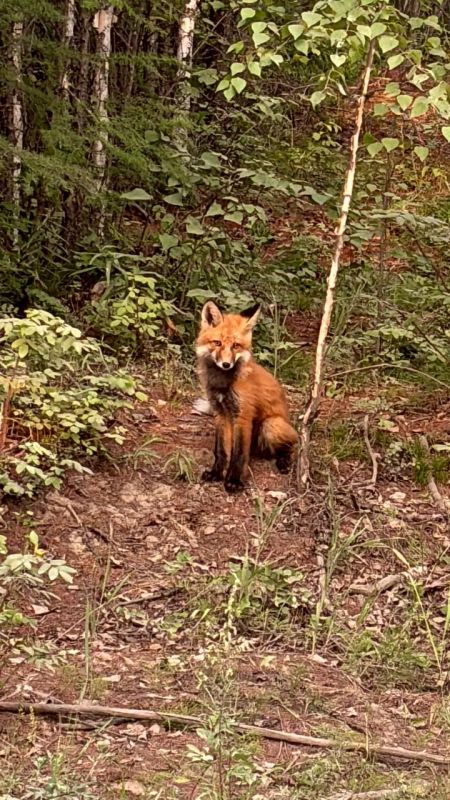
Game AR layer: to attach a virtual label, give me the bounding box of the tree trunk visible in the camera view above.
[176,0,199,123]
[92,5,115,234]
[9,19,24,248]
[298,40,376,492]
[61,0,76,99]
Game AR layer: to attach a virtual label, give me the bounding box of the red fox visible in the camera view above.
[196,301,298,493]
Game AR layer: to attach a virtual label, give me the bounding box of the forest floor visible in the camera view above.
[2,367,450,799]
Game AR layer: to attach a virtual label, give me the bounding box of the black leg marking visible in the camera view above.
[275,444,292,474]
[224,429,246,493]
[202,426,227,483]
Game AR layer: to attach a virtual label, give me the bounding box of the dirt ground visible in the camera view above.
[1,386,450,798]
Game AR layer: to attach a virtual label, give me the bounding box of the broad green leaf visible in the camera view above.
[310,90,326,108]
[414,146,429,162]
[231,76,247,94]
[294,39,309,54]
[216,77,230,92]
[224,211,244,224]
[163,192,184,206]
[301,11,322,27]
[251,21,268,33]
[373,103,389,117]
[382,137,400,152]
[409,17,423,30]
[247,61,262,77]
[367,142,383,156]
[18,343,29,359]
[240,7,256,19]
[442,126,450,142]
[356,25,371,39]
[185,216,205,235]
[205,202,224,217]
[224,85,236,101]
[330,29,346,45]
[201,151,221,168]
[268,53,283,66]
[379,35,398,53]
[287,23,304,39]
[159,233,179,251]
[410,96,429,118]
[231,62,246,75]
[397,94,412,111]
[370,22,387,38]
[253,32,271,46]
[388,54,404,69]
[121,188,152,201]
[330,53,346,67]
[385,82,400,96]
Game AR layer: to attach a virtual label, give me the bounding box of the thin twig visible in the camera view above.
[418,435,450,517]
[298,40,376,491]
[0,701,448,765]
[325,785,429,800]
[362,415,379,486]
[348,567,426,597]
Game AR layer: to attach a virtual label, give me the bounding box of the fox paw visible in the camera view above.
[202,468,222,483]
[224,476,245,494]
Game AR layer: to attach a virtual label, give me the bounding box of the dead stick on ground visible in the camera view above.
[298,40,375,492]
[362,415,378,486]
[418,435,450,517]
[326,785,429,800]
[0,701,448,766]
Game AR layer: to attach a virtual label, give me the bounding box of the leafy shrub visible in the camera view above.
[0,309,146,496]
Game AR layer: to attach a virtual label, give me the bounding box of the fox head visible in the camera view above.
[196,301,261,371]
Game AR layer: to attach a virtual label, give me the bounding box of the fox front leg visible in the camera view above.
[224,424,251,493]
[202,420,231,482]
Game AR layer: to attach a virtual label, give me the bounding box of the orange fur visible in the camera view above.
[196,302,298,492]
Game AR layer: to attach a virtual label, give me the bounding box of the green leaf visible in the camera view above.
[410,96,429,118]
[251,21,267,34]
[185,216,205,235]
[367,142,383,157]
[231,76,247,94]
[442,127,450,142]
[201,151,221,168]
[310,90,326,108]
[240,7,256,19]
[231,62,245,75]
[18,343,29,359]
[205,202,224,217]
[330,53,346,67]
[224,85,236,101]
[397,94,412,111]
[253,31,270,46]
[294,39,309,55]
[216,77,230,92]
[370,22,387,38]
[388,54,404,69]
[414,146,429,162]
[287,23,304,40]
[163,192,184,206]
[382,137,400,152]
[379,35,398,53]
[121,188,152,201]
[224,211,244,224]
[356,25,371,40]
[330,29,346,45]
[159,233,179,251]
[301,11,322,27]
[409,17,423,30]
[373,103,389,117]
[385,82,400,96]
[247,60,262,77]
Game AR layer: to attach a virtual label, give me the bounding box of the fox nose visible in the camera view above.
[221,361,231,370]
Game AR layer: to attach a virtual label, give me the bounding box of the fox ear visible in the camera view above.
[240,303,261,331]
[201,301,223,328]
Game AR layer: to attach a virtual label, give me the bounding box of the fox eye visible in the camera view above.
[212,340,221,347]
[232,342,241,349]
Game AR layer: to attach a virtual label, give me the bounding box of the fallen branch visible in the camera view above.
[0,701,448,765]
[418,435,450,518]
[349,567,425,597]
[298,40,376,491]
[362,415,379,487]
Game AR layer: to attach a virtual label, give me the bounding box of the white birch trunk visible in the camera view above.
[61,0,76,98]
[10,20,24,246]
[176,0,199,116]
[92,6,115,193]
